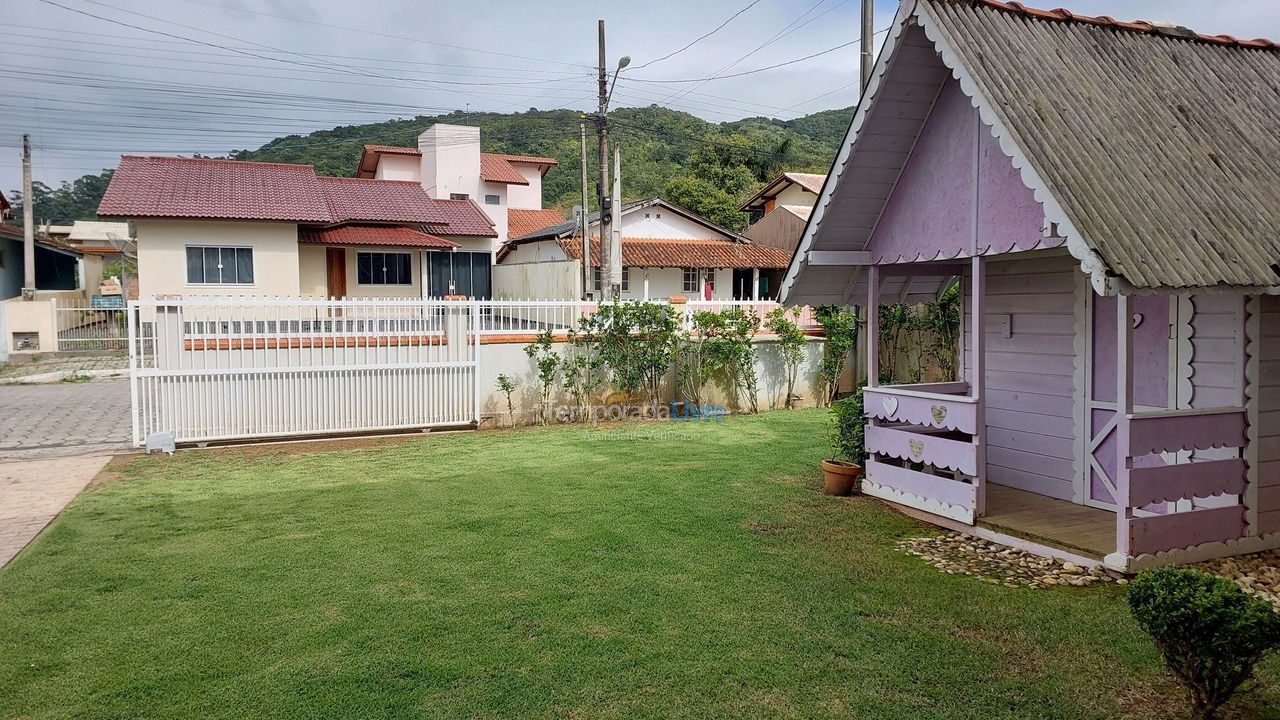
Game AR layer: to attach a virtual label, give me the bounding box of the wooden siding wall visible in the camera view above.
[1189,294,1245,409]
[1256,295,1280,534]
[964,253,1079,501]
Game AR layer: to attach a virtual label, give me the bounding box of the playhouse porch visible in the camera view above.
[860,254,1254,571]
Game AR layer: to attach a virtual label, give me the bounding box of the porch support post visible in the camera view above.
[751,268,760,300]
[1115,293,1135,557]
[866,264,879,389]
[971,256,986,516]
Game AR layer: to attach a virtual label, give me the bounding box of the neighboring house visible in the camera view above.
[355,124,559,252]
[98,155,497,299]
[784,0,1280,571]
[0,192,85,300]
[497,198,790,300]
[739,172,826,252]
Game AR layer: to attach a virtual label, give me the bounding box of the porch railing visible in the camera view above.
[1119,406,1249,558]
[862,382,982,523]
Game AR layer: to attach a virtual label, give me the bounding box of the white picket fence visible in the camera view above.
[128,297,815,447]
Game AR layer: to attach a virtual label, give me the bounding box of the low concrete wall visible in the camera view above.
[1,290,86,354]
[477,335,827,427]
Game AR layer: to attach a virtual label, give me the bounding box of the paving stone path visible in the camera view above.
[0,379,132,459]
[0,380,132,568]
[0,455,112,568]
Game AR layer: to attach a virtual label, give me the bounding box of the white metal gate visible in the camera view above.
[128,298,481,446]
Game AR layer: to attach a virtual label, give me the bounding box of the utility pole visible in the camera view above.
[21,135,34,301]
[860,0,874,93]
[595,19,613,301]
[608,144,623,299]
[579,122,591,300]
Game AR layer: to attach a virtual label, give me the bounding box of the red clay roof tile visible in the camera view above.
[98,155,333,222]
[507,208,565,239]
[298,224,457,248]
[424,199,497,237]
[318,177,444,224]
[478,153,529,185]
[559,236,791,269]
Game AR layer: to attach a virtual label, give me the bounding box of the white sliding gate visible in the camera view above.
[128,298,480,445]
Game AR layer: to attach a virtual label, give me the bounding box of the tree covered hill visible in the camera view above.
[11,104,853,231]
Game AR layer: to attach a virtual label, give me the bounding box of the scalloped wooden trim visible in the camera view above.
[866,425,977,475]
[1106,528,1280,573]
[1244,294,1260,534]
[861,478,975,524]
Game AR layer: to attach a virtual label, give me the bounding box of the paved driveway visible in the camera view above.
[0,379,132,459]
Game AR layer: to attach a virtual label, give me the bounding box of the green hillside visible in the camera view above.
[11,104,853,231]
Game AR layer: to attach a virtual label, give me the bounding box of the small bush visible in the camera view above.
[1127,567,1280,719]
[829,391,865,465]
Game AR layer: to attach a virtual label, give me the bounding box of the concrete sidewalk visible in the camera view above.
[0,455,112,568]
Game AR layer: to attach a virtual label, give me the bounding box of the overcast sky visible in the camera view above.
[3,0,1278,197]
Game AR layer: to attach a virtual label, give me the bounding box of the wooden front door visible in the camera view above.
[325,247,347,299]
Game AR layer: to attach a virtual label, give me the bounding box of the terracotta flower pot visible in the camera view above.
[821,459,862,496]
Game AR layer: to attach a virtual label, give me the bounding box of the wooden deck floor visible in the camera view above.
[978,485,1115,559]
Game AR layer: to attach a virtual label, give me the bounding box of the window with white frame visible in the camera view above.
[593,267,629,292]
[357,251,413,285]
[186,246,253,284]
[682,267,699,292]
[450,193,470,201]
[484,194,500,205]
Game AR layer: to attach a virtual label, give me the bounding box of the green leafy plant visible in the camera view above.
[829,391,865,465]
[923,284,961,381]
[814,305,857,405]
[588,301,681,417]
[523,330,560,425]
[562,321,605,423]
[495,373,518,428]
[765,306,806,409]
[704,307,760,413]
[1127,567,1280,719]
[677,309,719,410]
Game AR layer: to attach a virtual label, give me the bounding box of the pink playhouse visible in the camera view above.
[783,0,1280,571]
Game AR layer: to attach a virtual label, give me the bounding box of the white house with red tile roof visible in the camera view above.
[496,198,790,301]
[98,155,496,300]
[355,124,562,252]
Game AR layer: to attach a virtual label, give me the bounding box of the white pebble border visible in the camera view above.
[897,533,1122,588]
[900,533,1280,607]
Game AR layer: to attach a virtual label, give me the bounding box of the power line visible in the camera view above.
[630,0,764,70]
[622,36,881,84]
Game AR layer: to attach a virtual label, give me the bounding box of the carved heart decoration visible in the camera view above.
[930,405,948,424]
[1132,313,1144,329]
[881,396,899,417]
[908,439,925,460]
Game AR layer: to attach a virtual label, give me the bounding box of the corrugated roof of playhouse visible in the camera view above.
[787,0,1280,296]
[933,0,1280,289]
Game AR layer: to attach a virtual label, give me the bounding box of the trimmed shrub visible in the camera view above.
[1127,567,1280,719]
[829,391,865,465]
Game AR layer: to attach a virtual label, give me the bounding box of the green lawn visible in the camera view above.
[1,410,1276,719]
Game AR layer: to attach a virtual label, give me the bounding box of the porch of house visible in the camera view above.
[859,255,1253,572]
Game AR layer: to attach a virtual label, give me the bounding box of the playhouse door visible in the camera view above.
[1085,294,1171,510]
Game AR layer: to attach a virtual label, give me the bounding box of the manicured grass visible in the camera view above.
[0,410,1276,719]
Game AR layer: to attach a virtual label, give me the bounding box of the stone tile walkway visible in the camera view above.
[0,454,112,568]
[0,379,132,459]
[0,353,128,382]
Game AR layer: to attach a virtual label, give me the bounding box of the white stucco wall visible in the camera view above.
[605,206,731,240]
[135,219,301,298]
[492,260,580,300]
[502,239,569,264]
[504,165,543,210]
[419,124,482,204]
[374,154,421,182]
[771,183,817,209]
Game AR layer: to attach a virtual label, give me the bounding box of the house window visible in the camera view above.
[450,193,470,201]
[593,267,629,292]
[484,194,500,205]
[186,246,253,284]
[682,267,699,292]
[357,251,412,285]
